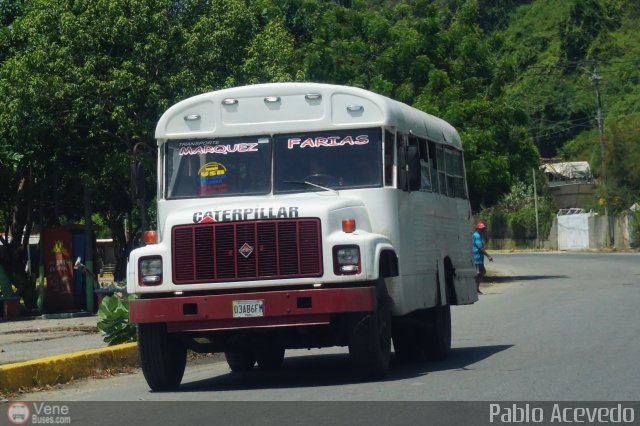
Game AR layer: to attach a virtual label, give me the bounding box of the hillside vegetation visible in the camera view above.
[500,0,640,212]
[0,0,638,295]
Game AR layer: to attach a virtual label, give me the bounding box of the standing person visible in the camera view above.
[472,222,493,294]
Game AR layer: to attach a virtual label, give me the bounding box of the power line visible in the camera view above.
[521,58,640,70]
[528,122,594,134]
[527,116,595,131]
[530,116,594,125]
[530,123,595,140]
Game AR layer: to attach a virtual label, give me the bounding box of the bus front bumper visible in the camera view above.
[129,287,376,332]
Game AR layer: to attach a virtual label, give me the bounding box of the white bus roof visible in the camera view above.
[156,83,462,149]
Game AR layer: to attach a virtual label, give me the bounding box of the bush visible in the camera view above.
[97,294,137,345]
[488,210,508,239]
[630,209,640,248]
[509,207,537,240]
[475,180,557,246]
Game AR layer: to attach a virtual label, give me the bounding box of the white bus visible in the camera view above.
[127,82,478,391]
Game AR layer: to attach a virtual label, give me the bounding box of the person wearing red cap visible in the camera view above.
[472,222,493,294]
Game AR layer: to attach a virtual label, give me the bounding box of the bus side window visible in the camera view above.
[396,132,406,191]
[418,138,431,191]
[384,129,394,186]
[460,154,469,199]
[428,141,439,194]
[445,148,467,199]
[436,145,447,195]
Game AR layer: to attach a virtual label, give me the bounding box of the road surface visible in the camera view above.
[23,252,640,402]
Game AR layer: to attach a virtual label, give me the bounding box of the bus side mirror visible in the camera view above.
[407,145,421,192]
[130,161,146,201]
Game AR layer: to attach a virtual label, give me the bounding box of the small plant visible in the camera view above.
[97,295,137,345]
[630,208,640,248]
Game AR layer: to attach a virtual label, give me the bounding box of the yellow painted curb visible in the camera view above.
[0,342,139,391]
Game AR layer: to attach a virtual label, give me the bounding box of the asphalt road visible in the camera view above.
[22,252,640,402]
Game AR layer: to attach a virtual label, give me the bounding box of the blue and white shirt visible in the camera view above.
[472,231,485,265]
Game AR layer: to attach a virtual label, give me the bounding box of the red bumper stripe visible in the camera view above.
[130,287,376,332]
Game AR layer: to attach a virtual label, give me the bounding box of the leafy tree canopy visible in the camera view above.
[1,0,639,290]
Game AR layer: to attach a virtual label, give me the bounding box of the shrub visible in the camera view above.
[630,209,640,248]
[475,180,557,246]
[97,294,137,345]
[509,207,537,240]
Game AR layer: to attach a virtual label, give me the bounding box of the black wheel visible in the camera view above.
[422,283,452,361]
[255,345,285,370]
[348,278,392,380]
[224,350,256,372]
[138,323,187,391]
[392,319,423,362]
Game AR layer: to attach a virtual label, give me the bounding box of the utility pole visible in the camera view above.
[590,61,611,246]
[533,168,540,249]
[83,183,94,313]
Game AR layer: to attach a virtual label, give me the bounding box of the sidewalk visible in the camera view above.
[0,314,138,392]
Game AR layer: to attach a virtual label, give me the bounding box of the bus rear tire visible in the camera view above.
[423,285,451,361]
[138,323,187,391]
[348,279,392,380]
[255,345,285,370]
[392,321,422,362]
[225,350,256,372]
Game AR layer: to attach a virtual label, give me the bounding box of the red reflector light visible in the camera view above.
[144,231,158,244]
[342,219,356,233]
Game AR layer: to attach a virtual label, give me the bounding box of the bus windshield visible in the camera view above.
[274,127,382,193]
[164,127,382,199]
[165,135,272,199]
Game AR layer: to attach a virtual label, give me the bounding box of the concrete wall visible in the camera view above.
[483,213,635,251]
[558,213,590,250]
[554,213,635,250]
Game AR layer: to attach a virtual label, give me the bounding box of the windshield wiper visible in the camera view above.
[282,180,339,195]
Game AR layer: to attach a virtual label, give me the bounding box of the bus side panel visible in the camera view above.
[363,189,431,315]
[390,190,440,315]
[402,191,477,311]
[452,198,478,305]
[453,266,477,305]
[386,273,439,316]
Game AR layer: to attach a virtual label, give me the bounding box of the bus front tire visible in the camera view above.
[348,279,392,380]
[138,323,187,391]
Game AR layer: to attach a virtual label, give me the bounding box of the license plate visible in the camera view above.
[232,300,264,318]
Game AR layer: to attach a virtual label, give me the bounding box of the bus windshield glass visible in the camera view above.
[165,136,272,199]
[274,127,382,193]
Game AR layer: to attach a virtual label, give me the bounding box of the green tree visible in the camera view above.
[0,0,287,287]
[242,19,301,84]
[415,0,539,209]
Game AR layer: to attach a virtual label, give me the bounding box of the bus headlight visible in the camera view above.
[333,246,361,275]
[139,257,163,285]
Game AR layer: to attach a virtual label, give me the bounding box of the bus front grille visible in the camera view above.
[172,219,322,284]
